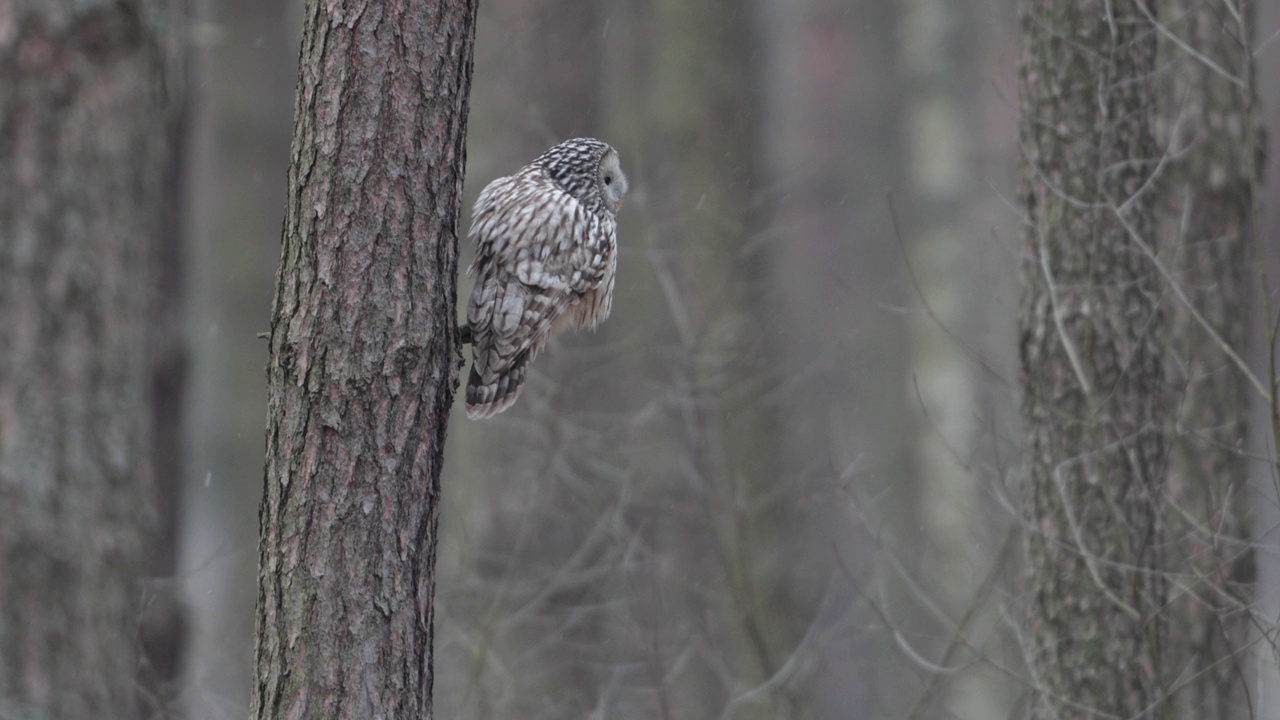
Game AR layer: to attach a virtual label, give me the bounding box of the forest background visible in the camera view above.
[4,0,1280,718]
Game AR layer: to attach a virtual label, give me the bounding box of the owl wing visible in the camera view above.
[468,169,614,293]
[465,168,616,418]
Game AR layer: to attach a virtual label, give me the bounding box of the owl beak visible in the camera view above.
[615,198,624,211]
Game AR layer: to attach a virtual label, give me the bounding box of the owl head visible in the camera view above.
[534,138,628,216]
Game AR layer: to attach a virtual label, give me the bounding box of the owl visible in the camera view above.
[464,138,628,419]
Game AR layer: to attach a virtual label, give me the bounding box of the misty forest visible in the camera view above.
[3,0,1280,718]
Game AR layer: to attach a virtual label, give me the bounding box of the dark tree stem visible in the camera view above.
[1159,1,1264,716]
[1017,1,1167,717]
[0,1,183,717]
[250,0,476,717]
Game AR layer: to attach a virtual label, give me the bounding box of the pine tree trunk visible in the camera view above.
[1159,1,1264,716]
[0,1,182,717]
[250,0,476,717]
[1017,1,1167,717]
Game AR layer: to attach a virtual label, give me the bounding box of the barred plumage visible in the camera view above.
[465,138,627,419]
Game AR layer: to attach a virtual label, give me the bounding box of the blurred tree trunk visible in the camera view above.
[1158,1,1265,717]
[899,0,1006,717]
[1017,1,1166,718]
[0,1,183,717]
[646,1,791,717]
[511,1,601,145]
[140,3,190,716]
[249,0,475,717]
[755,0,915,713]
[751,0,922,713]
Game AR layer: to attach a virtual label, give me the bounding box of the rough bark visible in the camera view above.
[0,0,182,717]
[1158,1,1264,716]
[250,0,475,717]
[1017,1,1167,718]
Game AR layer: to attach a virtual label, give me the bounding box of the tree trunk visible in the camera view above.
[0,1,182,717]
[645,1,793,717]
[1158,1,1264,717]
[1017,2,1166,718]
[755,0,918,713]
[250,0,475,717]
[140,4,190,714]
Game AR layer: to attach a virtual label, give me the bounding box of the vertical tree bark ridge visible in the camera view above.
[0,1,181,718]
[251,0,475,717]
[1159,1,1264,716]
[1017,2,1166,718]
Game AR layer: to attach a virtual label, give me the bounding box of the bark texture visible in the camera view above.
[250,0,475,717]
[0,0,181,717]
[1017,1,1167,717]
[1159,1,1264,716]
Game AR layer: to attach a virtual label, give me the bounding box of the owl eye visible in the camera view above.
[603,175,613,185]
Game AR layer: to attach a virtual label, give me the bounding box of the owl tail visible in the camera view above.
[465,350,529,419]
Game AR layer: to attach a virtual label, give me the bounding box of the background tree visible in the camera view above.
[142,2,193,715]
[639,0,797,715]
[1156,1,1265,716]
[249,0,476,716]
[166,0,1280,717]
[0,0,185,717]
[1017,1,1167,717]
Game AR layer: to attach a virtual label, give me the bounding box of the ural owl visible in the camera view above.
[465,138,628,419]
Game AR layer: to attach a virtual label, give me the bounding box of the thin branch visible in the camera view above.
[1112,207,1270,403]
[1037,241,1096,400]
[1051,460,1142,621]
[1135,0,1247,88]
